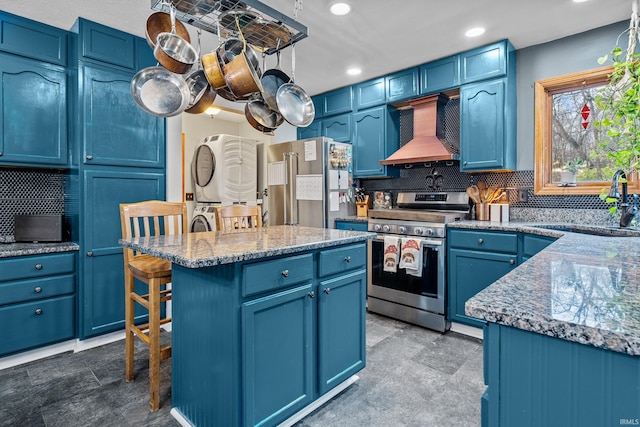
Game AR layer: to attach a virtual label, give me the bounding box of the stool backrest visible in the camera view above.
[216,205,262,232]
[120,200,188,263]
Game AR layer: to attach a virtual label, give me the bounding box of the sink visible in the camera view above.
[534,224,640,237]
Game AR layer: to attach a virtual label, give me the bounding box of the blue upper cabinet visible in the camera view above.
[78,19,135,69]
[322,87,353,116]
[352,106,399,178]
[354,77,386,110]
[322,113,351,142]
[385,67,419,103]
[297,120,321,140]
[0,10,67,66]
[419,55,460,95]
[460,40,511,84]
[80,63,165,168]
[0,53,68,167]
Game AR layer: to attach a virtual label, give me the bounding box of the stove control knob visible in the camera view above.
[373,224,382,232]
[425,229,434,236]
[382,225,391,233]
[415,228,424,235]
[399,226,407,234]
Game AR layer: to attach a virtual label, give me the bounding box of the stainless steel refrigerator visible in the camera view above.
[266,137,355,228]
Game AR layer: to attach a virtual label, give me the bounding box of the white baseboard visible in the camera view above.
[450,322,484,340]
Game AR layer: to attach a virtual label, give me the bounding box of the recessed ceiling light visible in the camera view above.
[330,2,352,16]
[573,0,589,3]
[465,27,485,38]
[204,106,221,115]
[347,67,362,76]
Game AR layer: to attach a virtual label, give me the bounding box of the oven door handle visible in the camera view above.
[372,235,443,248]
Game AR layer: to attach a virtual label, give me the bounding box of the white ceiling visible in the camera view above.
[0,0,633,97]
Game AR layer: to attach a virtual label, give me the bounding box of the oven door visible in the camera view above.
[367,235,446,314]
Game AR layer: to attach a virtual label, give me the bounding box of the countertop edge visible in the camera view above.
[0,242,80,258]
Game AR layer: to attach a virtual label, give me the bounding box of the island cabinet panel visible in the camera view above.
[243,253,313,297]
[0,252,76,356]
[242,284,315,427]
[169,242,368,427]
[317,269,366,394]
[521,233,556,262]
[0,53,68,167]
[483,322,640,427]
[318,243,366,277]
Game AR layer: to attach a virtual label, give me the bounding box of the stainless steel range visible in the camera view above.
[367,191,470,332]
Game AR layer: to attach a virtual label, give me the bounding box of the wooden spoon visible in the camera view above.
[477,181,487,201]
[466,186,481,204]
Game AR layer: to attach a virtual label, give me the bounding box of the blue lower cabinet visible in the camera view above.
[170,243,367,427]
[335,220,368,232]
[0,252,76,356]
[242,284,315,427]
[79,169,165,338]
[484,323,640,426]
[318,269,366,394]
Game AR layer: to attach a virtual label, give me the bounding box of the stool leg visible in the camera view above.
[125,270,135,382]
[149,278,161,412]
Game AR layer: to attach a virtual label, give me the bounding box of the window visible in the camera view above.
[534,66,640,195]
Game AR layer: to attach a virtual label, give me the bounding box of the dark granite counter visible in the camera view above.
[0,242,80,258]
[119,225,376,269]
[454,221,640,356]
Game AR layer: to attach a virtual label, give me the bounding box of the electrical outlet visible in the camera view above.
[518,189,528,203]
[185,193,194,201]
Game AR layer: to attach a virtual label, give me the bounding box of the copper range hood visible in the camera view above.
[380,94,459,165]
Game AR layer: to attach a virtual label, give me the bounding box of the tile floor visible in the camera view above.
[0,313,484,427]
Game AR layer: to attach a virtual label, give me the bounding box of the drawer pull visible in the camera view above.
[34,287,42,293]
[344,256,351,263]
[281,269,289,277]
[87,251,93,257]
[324,288,331,295]
[509,259,515,265]
[86,155,93,160]
[35,308,42,315]
[35,264,43,270]
[308,291,315,299]
[478,239,484,244]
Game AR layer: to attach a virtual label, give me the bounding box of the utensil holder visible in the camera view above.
[356,195,370,217]
[475,203,490,221]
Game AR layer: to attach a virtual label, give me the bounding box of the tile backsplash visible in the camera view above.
[0,168,65,242]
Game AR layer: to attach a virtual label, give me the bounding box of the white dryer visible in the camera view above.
[190,204,218,232]
[191,134,258,204]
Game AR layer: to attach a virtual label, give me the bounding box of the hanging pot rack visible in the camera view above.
[149,0,308,54]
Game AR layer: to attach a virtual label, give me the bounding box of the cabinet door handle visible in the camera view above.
[463,161,468,165]
[324,288,331,295]
[308,291,315,298]
[281,269,289,277]
[478,239,484,244]
[86,155,93,160]
[344,256,351,263]
[87,251,93,257]
[509,259,515,265]
[35,308,43,315]
[0,151,3,156]
[34,287,42,293]
[35,264,43,270]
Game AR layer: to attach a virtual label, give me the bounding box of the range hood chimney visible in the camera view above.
[380,94,459,165]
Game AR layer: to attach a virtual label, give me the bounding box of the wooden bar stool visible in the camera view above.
[119,200,188,411]
[216,205,262,231]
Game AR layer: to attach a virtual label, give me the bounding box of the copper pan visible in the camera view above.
[145,11,190,49]
[202,49,227,89]
[153,6,197,74]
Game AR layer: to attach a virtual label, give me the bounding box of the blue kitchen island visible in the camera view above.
[120,225,375,427]
[462,225,640,427]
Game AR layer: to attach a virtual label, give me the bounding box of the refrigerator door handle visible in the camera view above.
[289,151,299,225]
[283,152,288,225]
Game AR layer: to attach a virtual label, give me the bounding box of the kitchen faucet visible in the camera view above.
[608,170,639,228]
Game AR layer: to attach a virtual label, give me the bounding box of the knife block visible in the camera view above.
[356,196,370,217]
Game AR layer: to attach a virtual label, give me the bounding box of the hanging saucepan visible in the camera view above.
[261,48,291,112]
[145,11,191,49]
[245,92,284,130]
[244,105,277,135]
[153,5,197,74]
[221,16,263,98]
[184,30,216,114]
[131,66,190,117]
[276,44,315,127]
[201,15,227,90]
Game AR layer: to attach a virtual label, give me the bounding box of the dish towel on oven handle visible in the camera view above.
[383,236,400,273]
[399,237,423,277]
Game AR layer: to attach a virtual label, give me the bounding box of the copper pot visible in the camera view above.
[184,69,217,114]
[145,11,190,49]
[202,50,227,89]
[223,49,262,98]
[153,7,197,75]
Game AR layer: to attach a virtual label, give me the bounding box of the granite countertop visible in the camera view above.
[119,225,376,269]
[455,221,640,356]
[335,216,369,223]
[0,242,80,258]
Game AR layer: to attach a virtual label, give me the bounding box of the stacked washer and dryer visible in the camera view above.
[190,134,258,232]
